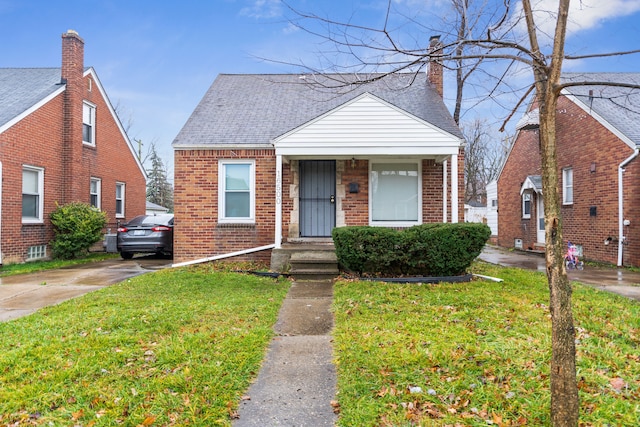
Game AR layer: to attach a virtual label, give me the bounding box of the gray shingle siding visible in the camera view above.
[562,72,640,147]
[172,73,462,148]
[0,68,63,128]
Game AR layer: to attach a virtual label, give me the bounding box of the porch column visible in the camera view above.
[451,154,459,223]
[275,154,283,248]
[442,159,448,223]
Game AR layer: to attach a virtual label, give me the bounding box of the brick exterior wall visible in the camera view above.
[0,31,146,264]
[174,150,465,265]
[498,96,640,266]
[173,149,276,265]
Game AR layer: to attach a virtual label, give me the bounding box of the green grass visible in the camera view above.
[0,253,118,277]
[2,260,639,426]
[332,262,640,426]
[0,264,290,426]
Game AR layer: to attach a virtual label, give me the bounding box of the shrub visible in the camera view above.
[332,223,490,277]
[50,202,107,260]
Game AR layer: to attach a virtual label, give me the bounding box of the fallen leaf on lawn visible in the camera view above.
[331,400,341,414]
[72,409,84,421]
[140,415,156,426]
[610,377,626,391]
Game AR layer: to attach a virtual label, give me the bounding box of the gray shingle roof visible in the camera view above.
[0,68,63,129]
[561,72,640,147]
[172,73,462,147]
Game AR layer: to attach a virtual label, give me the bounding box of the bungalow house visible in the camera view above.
[172,39,465,267]
[0,30,146,265]
[497,72,640,266]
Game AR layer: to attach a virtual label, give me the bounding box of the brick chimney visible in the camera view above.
[61,29,85,203]
[427,35,443,98]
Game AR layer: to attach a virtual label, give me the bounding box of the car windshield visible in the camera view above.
[126,214,174,227]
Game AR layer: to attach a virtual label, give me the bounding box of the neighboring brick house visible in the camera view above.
[0,30,146,265]
[172,41,465,266]
[497,72,640,266]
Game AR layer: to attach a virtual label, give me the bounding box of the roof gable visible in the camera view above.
[561,72,640,148]
[274,92,462,156]
[0,68,64,132]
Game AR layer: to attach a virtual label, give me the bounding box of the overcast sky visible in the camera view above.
[3,0,640,180]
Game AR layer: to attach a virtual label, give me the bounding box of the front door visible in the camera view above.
[537,194,545,244]
[299,160,336,237]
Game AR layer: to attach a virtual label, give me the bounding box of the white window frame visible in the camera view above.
[83,101,96,146]
[522,191,532,219]
[115,182,125,218]
[563,167,573,205]
[368,160,422,227]
[22,165,44,224]
[218,159,255,224]
[90,177,101,209]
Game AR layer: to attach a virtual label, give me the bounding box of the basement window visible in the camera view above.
[27,245,47,261]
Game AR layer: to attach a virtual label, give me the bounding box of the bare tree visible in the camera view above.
[463,119,507,204]
[282,1,640,424]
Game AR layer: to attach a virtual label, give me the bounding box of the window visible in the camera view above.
[90,178,101,209]
[370,162,420,225]
[27,245,47,260]
[22,166,44,223]
[522,192,532,219]
[83,102,96,145]
[115,182,125,218]
[563,168,573,205]
[218,160,255,223]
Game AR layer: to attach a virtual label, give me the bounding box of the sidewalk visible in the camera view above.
[233,279,338,426]
[479,245,640,301]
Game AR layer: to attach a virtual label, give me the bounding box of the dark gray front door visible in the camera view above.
[300,160,336,237]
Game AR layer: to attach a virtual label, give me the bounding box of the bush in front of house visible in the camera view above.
[50,202,107,259]
[332,223,491,277]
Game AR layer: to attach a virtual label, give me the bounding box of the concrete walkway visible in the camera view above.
[234,280,338,427]
[479,245,640,301]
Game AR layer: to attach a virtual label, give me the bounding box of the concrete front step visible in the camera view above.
[289,251,338,280]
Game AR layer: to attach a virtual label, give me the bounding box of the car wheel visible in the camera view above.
[120,252,134,260]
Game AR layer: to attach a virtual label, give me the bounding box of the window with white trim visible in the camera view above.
[83,101,96,145]
[22,166,44,223]
[522,191,532,219]
[115,182,125,218]
[563,168,573,205]
[90,178,101,209]
[370,161,421,226]
[218,160,255,223]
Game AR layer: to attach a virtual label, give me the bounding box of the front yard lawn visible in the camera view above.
[0,264,289,426]
[1,261,638,426]
[333,262,640,426]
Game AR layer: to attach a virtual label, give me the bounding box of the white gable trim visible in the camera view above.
[273,92,463,156]
[0,86,65,134]
[85,68,147,179]
[562,89,636,150]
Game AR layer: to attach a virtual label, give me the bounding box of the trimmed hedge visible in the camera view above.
[332,223,490,277]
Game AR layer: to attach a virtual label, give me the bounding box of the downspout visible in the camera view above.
[0,161,2,265]
[275,154,283,248]
[618,148,639,266]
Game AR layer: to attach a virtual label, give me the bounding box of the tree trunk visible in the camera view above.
[539,100,579,426]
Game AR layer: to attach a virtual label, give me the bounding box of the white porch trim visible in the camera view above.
[442,159,448,222]
[451,154,459,223]
[275,154,283,248]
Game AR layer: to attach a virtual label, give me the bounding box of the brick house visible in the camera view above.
[0,30,146,265]
[497,72,640,266]
[172,41,465,267]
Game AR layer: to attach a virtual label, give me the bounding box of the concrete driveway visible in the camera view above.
[0,256,172,322]
[479,245,640,301]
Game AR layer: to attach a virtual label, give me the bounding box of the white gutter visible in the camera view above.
[171,244,276,268]
[618,148,639,266]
